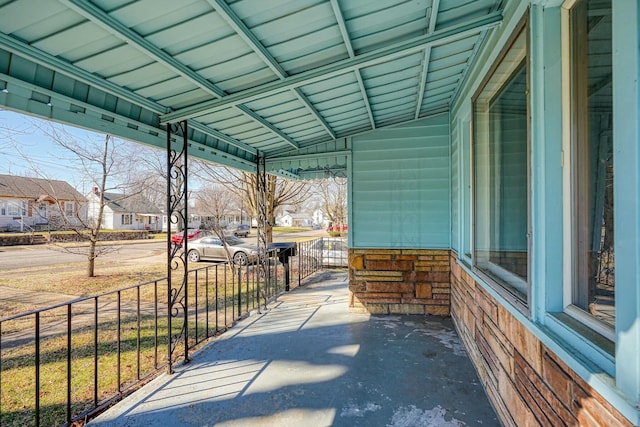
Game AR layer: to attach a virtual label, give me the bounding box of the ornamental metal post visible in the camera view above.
[256,152,268,309]
[166,120,189,374]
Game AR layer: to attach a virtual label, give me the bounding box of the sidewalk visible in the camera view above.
[89,271,498,427]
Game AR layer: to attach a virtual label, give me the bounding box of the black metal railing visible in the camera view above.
[295,236,348,278]
[0,238,338,427]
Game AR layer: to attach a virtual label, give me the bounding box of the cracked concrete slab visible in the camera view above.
[89,271,498,427]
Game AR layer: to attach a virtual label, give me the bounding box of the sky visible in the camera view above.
[0,109,101,189]
[0,109,176,194]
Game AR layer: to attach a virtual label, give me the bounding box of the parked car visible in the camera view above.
[309,237,348,267]
[327,224,348,234]
[187,235,259,265]
[171,229,210,245]
[231,224,250,237]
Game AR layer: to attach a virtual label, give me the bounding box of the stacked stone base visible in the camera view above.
[348,248,450,315]
[450,253,633,427]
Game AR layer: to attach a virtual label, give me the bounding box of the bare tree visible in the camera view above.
[194,184,236,228]
[131,147,199,232]
[197,165,312,242]
[129,147,169,213]
[21,122,144,277]
[0,110,28,163]
[317,176,348,227]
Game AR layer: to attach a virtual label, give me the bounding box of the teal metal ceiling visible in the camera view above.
[0,0,503,177]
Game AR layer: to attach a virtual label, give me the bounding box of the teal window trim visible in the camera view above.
[611,0,640,405]
[472,14,531,311]
[461,116,472,264]
[535,0,639,411]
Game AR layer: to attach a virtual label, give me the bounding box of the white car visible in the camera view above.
[310,238,348,267]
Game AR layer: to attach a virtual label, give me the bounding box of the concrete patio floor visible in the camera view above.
[89,270,499,427]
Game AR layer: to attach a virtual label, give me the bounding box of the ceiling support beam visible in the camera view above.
[188,121,257,155]
[330,0,376,130]
[208,0,336,141]
[0,32,165,115]
[415,0,441,119]
[160,11,503,123]
[61,0,298,150]
[266,150,351,163]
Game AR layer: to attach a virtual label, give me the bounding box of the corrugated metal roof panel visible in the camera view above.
[0,0,504,173]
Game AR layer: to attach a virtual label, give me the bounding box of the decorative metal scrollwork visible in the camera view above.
[167,120,189,373]
[256,152,269,309]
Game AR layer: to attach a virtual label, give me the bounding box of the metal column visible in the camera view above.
[256,152,268,307]
[166,120,189,373]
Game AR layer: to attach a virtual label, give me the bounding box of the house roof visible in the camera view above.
[0,0,504,179]
[0,174,85,201]
[101,192,162,215]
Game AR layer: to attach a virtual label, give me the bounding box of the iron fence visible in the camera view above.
[0,238,340,427]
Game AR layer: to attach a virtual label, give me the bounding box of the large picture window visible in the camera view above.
[473,22,529,305]
[564,0,614,337]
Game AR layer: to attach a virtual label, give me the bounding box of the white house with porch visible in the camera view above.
[278,212,313,227]
[87,189,162,231]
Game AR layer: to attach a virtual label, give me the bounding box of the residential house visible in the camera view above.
[87,189,162,231]
[312,209,328,228]
[278,212,313,227]
[0,174,85,231]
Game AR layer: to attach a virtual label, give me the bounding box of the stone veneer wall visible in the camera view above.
[348,248,451,315]
[450,253,633,427]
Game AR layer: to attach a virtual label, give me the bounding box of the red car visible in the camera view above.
[327,225,348,233]
[170,229,210,245]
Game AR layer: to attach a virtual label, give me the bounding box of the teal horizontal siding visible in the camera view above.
[352,114,451,248]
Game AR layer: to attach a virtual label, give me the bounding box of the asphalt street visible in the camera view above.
[0,240,166,270]
[0,229,327,271]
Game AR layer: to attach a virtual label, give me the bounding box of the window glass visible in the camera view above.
[121,213,132,225]
[473,24,529,303]
[7,201,19,216]
[64,202,74,216]
[223,236,242,245]
[567,0,614,331]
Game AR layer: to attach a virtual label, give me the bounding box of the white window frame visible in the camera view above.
[7,200,20,216]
